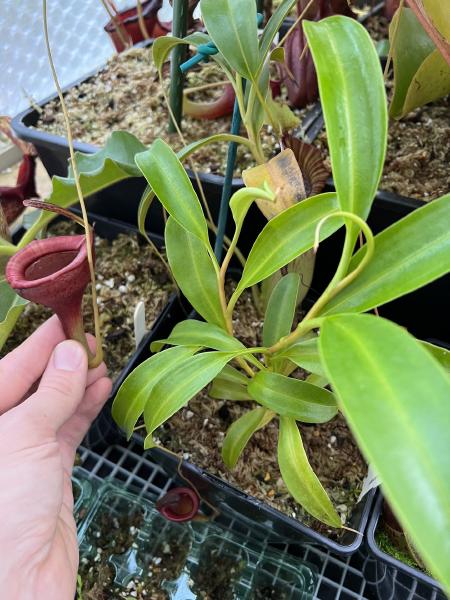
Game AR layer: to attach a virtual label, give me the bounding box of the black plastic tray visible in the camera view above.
[363,493,448,600]
[13,86,450,343]
[10,67,319,241]
[83,211,449,555]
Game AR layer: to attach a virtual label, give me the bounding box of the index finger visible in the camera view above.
[0,315,66,414]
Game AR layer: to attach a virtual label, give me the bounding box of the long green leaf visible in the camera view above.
[389,7,436,118]
[165,217,226,328]
[421,341,450,374]
[248,371,337,423]
[319,314,450,589]
[210,377,251,401]
[235,192,341,294]
[263,273,299,347]
[111,346,195,438]
[278,416,341,527]
[22,131,146,244]
[137,132,253,236]
[143,350,249,447]
[150,319,245,352]
[323,194,450,315]
[222,407,274,469]
[258,0,297,62]
[304,17,387,220]
[0,282,28,350]
[136,139,209,245]
[274,337,326,378]
[201,0,259,79]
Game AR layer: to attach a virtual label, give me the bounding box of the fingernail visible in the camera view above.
[53,340,85,371]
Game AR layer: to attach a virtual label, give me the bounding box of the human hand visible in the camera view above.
[0,316,112,600]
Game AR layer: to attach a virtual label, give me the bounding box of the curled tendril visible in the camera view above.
[313,211,375,294]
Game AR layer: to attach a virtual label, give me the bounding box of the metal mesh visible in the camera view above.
[0,0,135,117]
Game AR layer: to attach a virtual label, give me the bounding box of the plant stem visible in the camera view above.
[0,245,16,257]
[136,0,150,40]
[100,0,131,51]
[168,0,188,132]
[242,84,267,163]
[268,317,324,354]
[207,221,246,269]
[275,0,316,49]
[384,0,405,79]
[0,204,10,242]
[43,0,103,368]
[184,80,230,94]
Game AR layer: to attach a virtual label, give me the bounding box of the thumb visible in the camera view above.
[24,340,88,431]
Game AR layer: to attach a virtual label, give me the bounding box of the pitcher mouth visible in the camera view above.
[6,235,87,289]
[156,487,200,522]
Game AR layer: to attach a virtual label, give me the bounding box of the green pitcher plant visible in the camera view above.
[110,16,450,591]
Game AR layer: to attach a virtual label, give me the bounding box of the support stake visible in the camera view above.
[213,91,243,260]
[169,0,188,133]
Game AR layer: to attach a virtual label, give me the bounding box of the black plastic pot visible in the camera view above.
[363,493,448,600]
[73,238,375,554]
[11,94,247,238]
[84,211,448,554]
[113,283,375,554]
[148,446,375,554]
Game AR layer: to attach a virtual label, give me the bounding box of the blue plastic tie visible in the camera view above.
[180,42,218,73]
